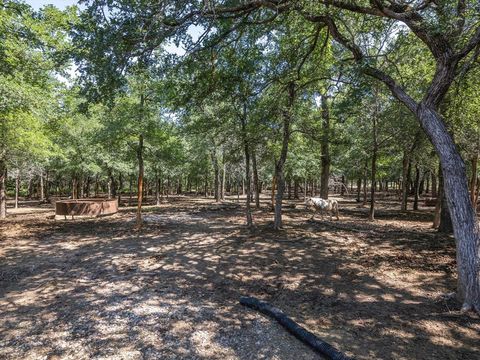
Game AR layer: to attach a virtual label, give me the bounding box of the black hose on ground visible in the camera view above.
[240,296,355,360]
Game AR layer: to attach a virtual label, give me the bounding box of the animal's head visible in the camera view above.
[305,197,314,209]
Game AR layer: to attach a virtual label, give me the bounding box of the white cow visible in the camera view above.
[305,197,339,220]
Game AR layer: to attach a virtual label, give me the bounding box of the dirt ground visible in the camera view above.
[1,195,479,360]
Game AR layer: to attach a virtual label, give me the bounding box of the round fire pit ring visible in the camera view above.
[55,198,118,218]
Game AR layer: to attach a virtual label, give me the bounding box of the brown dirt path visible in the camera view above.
[0,196,479,359]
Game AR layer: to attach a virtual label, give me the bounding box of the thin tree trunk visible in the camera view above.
[362,159,368,207]
[252,149,260,209]
[433,166,442,229]
[240,103,253,227]
[270,175,276,210]
[210,147,220,202]
[221,152,226,200]
[94,175,99,197]
[155,170,160,206]
[304,178,307,200]
[274,82,294,230]
[320,94,330,199]
[136,133,144,228]
[431,171,437,197]
[369,103,378,221]
[129,175,133,206]
[45,171,49,201]
[413,164,421,211]
[72,177,77,199]
[39,173,44,202]
[0,160,7,219]
[15,175,19,209]
[118,173,122,204]
[356,178,361,202]
[294,178,299,199]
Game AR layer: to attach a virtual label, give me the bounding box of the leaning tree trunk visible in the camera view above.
[319,94,330,199]
[273,82,294,230]
[417,104,479,312]
[0,159,6,219]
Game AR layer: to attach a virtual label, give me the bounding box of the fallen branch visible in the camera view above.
[240,296,355,360]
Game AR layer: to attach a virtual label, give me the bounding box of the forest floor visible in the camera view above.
[1,195,479,360]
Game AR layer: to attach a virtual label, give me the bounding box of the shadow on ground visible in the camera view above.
[0,196,478,360]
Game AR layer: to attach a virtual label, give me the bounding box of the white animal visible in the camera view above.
[305,197,339,220]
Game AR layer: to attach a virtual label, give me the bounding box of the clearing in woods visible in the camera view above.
[1,196,479,360]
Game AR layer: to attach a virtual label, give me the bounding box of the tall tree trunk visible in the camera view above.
[369,104,378,221]
[129,175,133,206]
[155,170,160,206]
[362,159,368,206]
[78,176,82,198]
[0,160,7,219]
[221,151,226,200]
[211,147,220,202]
[110,173,117,199]
[304,178,307,200]
[136,83,145,226]
[320,94,330,199]
[294,178,299,199]
[425,171,430,194]
[252,149,260,209]
[85,176,91,198]
[136,133,144,228]
[287,177,292,199]
[15,175,19,209]
[413,165,421,211]
[118,173,122,204]
[433,165,443,229]
[45,171,49,201]
[273,82,294,230]
[94,175,99,197]
[356,178,361,202]
[72,177,77,199]
[271,175,276,210]
[431,171,437,198]
[340,175,346,196]
[204,172,208,197]
[39,172,44,202]
[240,103,253,227]
[438,189,453,234]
